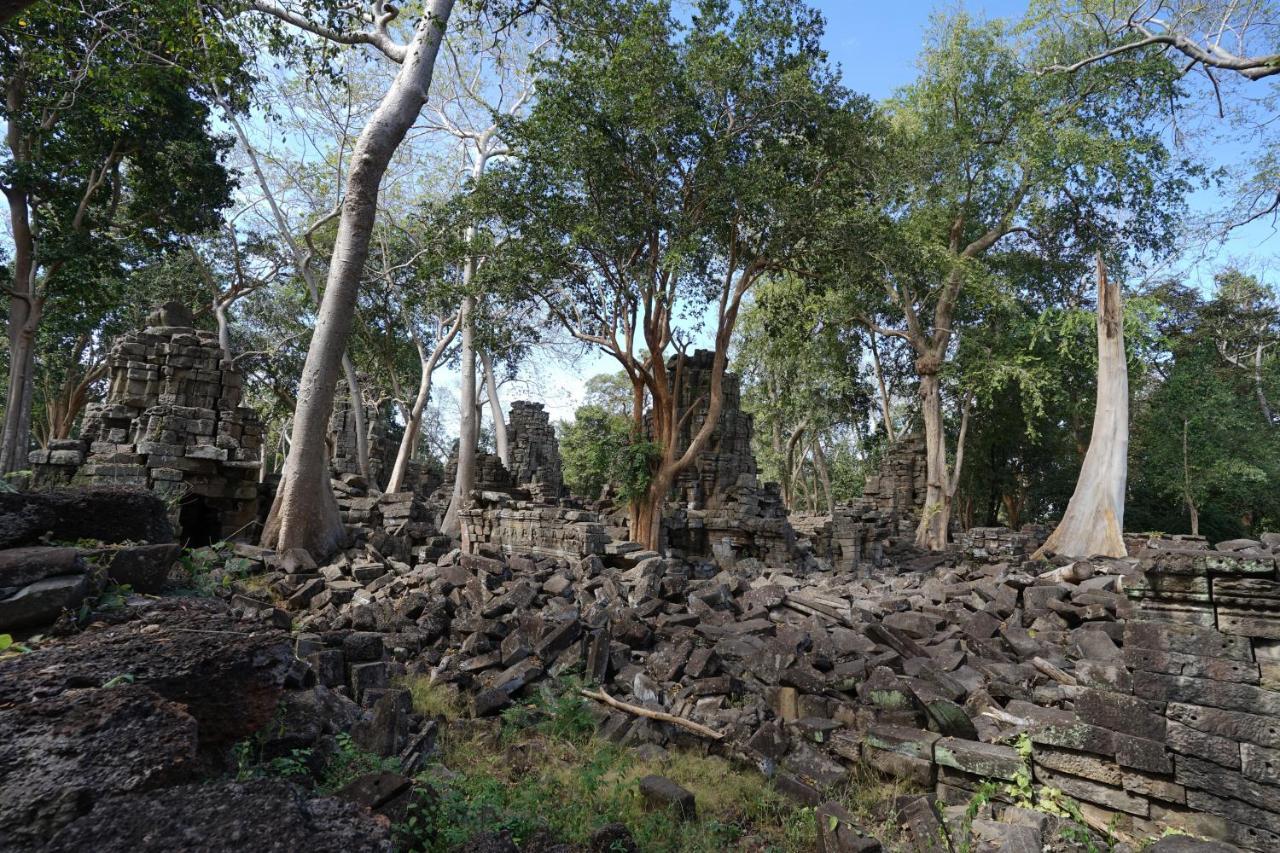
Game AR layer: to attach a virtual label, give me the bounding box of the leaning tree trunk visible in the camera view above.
[481,350,509,468]
[1034,254,1128,560]
[262,1,455,559]
[1,188,39,475]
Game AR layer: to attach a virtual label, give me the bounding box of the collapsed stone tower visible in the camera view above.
[665,349,757,510]
[30,302,264,543]
[507,401,563,501]
[657,349,797,565]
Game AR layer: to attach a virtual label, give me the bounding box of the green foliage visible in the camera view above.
[558,402,660,504]
[0,633,32,657]
[232,731,397,792]
[1129,272,1280,538]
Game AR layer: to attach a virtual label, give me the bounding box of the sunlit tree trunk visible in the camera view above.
[1034,254,1128,559]
[442,293,476,538]
[262,2,455,559]
[481,350,509,467]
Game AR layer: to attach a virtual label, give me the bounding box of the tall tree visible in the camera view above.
[866,11,1193,549]
[478,0,879,549]
[1035,255,1129,558]
[0,1,242,473]
[252,0,457,559]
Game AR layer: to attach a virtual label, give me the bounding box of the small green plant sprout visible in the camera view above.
[0,633,33,657]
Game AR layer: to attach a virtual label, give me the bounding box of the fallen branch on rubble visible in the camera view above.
[1032,656,1078,686]
[579,688,725,740]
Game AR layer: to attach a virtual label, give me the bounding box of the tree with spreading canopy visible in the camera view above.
[475,0,882,549]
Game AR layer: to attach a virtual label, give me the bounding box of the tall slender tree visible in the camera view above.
[250,0,457,558]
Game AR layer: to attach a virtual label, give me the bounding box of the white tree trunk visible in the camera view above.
[341,358,372,485]
[481,349,509,467]
[386,314,459,492]
[262,1,455,559]
[442,293,476,537]
[1034,254,1128,559]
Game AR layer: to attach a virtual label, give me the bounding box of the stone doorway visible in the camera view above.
[177,494,222,547]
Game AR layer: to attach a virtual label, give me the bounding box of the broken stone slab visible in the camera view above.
[105,543,182,593]
[865,724,940,762]
[0,572,90,632]
[0,545,84,589]
[932,737,1023,781]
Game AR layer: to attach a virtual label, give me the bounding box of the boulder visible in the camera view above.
[0,684,199,848]
[105,543,182,593]
[0,488,174,548]
[0,597,293,749]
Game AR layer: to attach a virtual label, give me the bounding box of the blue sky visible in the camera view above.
[813,0,1027,98]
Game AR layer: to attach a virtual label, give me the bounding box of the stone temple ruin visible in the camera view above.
[29,302,264,544]
[9,308,1280,852]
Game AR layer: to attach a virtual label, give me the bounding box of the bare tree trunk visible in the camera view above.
[1,187,40,475]
[341,360,372,485]
[442,293,476,538]
[262,1,455,559]
[870,329,896,442]
[481,350,509,467]
[812,436,834,515]
[214,298,233,361]
[915,370,951,549]
[1181,416,1199,537]
[1034,254,1128,559]
[386,314,459,493]
[1253,343,1275,427]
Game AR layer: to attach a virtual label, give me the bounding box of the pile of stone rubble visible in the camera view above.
[213,528,1279,851]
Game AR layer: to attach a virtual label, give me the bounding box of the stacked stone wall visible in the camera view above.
[31,302,263,541]
[506,401,563,501]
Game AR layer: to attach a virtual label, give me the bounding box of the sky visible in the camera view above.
[498,0,1280,427]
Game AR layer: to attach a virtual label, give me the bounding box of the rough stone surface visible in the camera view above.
[43,779,392,852]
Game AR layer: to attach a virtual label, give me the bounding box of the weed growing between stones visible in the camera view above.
[394,682,913,852]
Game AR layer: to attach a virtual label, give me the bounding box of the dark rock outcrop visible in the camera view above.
[0,488,174,548]
[43,779,392,853]
[0,598,295,847]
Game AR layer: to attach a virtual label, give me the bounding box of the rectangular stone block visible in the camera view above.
[1033,766,1150,816]
[1241,743,1280,786]
[932,738,1022,781]
[1185,789,1280,839]
[1166,719,1243,769]
[866,724,939,761]
[1175,755,1279,814]
[1076,689,1166,741]
[1214,577,1280,640]
[1125,620,1254,661]
[1124,646,1260,684]
[1134,671,1280,716]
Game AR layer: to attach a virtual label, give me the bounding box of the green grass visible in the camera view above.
[397,683,917,853]
[399,674,467,721]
